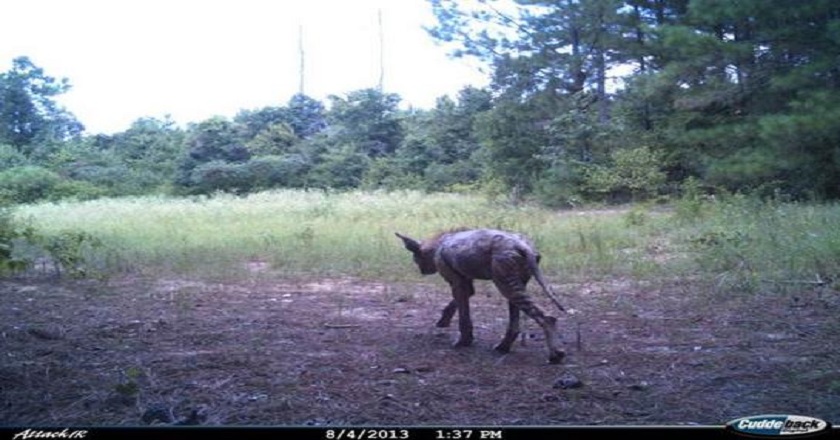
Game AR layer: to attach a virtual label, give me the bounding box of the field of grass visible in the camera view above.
[11,189,840,293]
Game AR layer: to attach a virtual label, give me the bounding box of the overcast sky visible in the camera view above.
[0,0,489,134]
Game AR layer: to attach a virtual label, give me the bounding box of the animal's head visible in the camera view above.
[395,232,437,275]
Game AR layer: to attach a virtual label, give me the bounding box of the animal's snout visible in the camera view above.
[420,266,436,275]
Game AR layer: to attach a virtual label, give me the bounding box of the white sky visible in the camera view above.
[0,0,489,134]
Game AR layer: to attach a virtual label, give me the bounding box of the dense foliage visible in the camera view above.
[2,0,839,205]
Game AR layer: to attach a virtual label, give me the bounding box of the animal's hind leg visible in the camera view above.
[493,301,520,353]
[492,252,565,364]
[506,290,564,363]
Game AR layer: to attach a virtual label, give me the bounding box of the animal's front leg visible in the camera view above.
[438,283,477,327]
[451,281,475,347]
[437,299,457,328]
[494,301,520,353]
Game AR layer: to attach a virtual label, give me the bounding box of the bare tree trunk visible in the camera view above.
[378,9,385,92]
[298,24,305,95]
[595,47,609,124]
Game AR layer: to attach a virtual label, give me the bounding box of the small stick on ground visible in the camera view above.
[323,323,362,329]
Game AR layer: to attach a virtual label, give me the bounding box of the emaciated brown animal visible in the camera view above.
[396,228,566,364]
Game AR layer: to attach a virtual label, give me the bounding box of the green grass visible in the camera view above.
[676,195,840,293]
[11,189,840,293]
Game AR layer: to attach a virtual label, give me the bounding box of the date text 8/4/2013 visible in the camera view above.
[322,429,504,440]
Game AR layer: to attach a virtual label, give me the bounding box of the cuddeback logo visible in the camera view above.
[727,415,831,437]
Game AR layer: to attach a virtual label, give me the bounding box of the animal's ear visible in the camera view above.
[395,232,421,254]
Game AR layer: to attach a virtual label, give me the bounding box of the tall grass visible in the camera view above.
[12,190,654,280]
[12,189,840,293]
[677,195,840,293]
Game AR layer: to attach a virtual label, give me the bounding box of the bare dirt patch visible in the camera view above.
[1,275,838,426]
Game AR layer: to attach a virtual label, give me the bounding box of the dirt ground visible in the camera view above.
[1,270,838,426]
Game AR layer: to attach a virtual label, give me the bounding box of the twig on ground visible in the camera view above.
[323,323,361,329]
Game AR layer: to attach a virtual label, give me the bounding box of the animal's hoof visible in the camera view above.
[452,338,473,348]
[548,350,566,364]
[553,373,583,389]
[435,320,451,328]
[493,343,512,353]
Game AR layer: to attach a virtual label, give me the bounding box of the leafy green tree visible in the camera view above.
[175,117,250,191]
[245,122,298,156]
[393,115,439,178]
[307,144,371,189]
[246,154,310,189]
[389,87,492,191]
[0,144,29,168]
[474,96,555,196]
[189,160,252,194]
[360,156,424,190]
[234,95,326,145]
[185,117,249,163]
[634,0,840,198]
[583,145,667,202]
[286,93,327,139]
[428,1,633,199]
[58,135,122,188]
[327,88,404,157]
[426,87,492,164]
[0,166,62,204]
[107,116,185,192]
[429,0,624,114]
[37,119,182,198]
[234,106,289,140]
[535,91,626,206]
[0,56,83,152]
[430,0,840,201]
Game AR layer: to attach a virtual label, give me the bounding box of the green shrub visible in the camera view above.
[583,146,667,203]
[0,166,62,204]
[40,230,103,278]
[51,180,109,201]
[0,144,29,168]
[533,161,586,209]
[0,207,35,275]
[422,161,481,192]
[190,160,253,194]
[360,157,423,190]
[246,155,309,189]
[307,146,370,189]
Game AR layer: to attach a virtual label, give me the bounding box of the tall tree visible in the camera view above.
[429,0,624,107]
[389,86,493,190]
[641,0,840,197]
[110,116,185,191]
[174,117,250,190]
[0,56,83,152]
[428,0,634,199]
[327,88,404,157]
[234,106,289,141]
[429,0,840,200]
[286,93,327,139]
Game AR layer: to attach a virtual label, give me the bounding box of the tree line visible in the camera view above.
[2,0,839,206]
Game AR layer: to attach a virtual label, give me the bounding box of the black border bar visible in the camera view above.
[2,427,839,440]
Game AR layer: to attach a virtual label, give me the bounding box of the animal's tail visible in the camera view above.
[526,251,566,313]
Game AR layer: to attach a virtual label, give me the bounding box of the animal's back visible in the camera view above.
[436,229,534,280]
